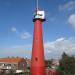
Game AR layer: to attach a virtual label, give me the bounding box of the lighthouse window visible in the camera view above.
[35,57,38,61]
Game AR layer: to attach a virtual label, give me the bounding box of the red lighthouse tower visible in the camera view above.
[30,4,46,75]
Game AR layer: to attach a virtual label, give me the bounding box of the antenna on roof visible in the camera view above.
[37,0,39,10]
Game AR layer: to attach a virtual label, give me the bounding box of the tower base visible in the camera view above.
[30,66,45,75]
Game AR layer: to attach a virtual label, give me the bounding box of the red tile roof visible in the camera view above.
[25,58,31,62]
[0,57,25,63]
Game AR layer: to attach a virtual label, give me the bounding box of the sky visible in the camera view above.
[0,0,75,59]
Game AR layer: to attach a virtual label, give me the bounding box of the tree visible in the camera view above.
[59,52,75,75]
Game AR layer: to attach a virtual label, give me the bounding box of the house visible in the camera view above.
[51,59,59,66]
[45,59,59,75]
[0,57,27,73]
[45,60,52,68]
[50,59,59,69]
[25,58,31,69]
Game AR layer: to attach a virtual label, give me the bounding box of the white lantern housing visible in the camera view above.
[33,10,46,22]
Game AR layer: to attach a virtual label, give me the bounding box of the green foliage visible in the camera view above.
[6,72,30,75]
[58,52,75,75]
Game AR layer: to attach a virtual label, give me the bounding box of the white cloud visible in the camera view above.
[0,37,75,59]
[55,37,64,42]
[44,37,65,50]
[11,27,31,39]
[59,1,75,11]
[68,14,75,28]
[44,37,75,57]
[20,32,31,39]
[11,27,17,32]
